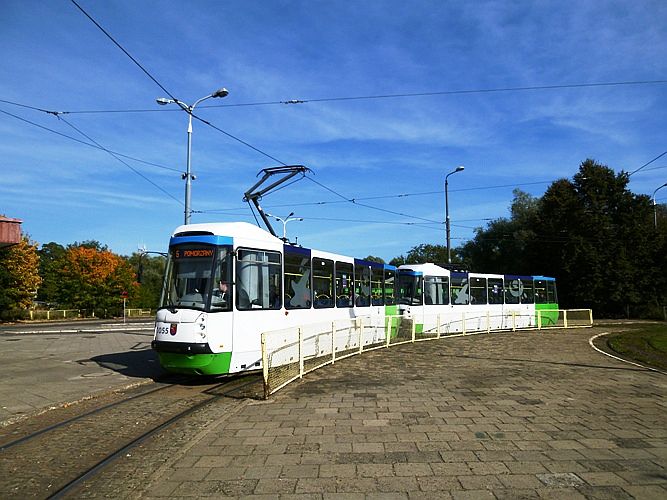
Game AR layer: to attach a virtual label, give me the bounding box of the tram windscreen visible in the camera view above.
[160,244,232,311]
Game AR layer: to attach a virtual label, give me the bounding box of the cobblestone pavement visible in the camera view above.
[80,326,666,499]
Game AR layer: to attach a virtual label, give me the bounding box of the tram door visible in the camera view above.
[354,260,385,344]
[397,270,424,339]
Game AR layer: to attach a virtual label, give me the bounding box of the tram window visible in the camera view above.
[424,276,449,305]
[470,277,487,304]
[235,249,281,311]
[210,247,234,311]
[451,275,469,305]
[487,278,504,305]
[547,280,558,304]
[313,258,334,309]
[521,279,535,304]
[284,250,312,309]
[398,273,423,305]
[335,261,353,307]
[505,278,521,304]
[384,269,396,305]
[355,264,371,307]
[371,267,384,305]
[534,280,547,304]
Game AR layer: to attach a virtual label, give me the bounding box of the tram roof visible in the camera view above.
[398,263,449,276]
[172,222,280,243]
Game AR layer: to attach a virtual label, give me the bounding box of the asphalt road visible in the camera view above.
[0,318,159,425]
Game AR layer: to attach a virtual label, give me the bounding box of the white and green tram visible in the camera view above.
[396,263,558,335]
[152,222,558,375]
[152,222,398,375]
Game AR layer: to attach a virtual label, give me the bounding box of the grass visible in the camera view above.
[603,322,667,371]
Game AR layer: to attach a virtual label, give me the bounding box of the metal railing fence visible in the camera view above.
[2,308,155,321]
[262,308,593,398]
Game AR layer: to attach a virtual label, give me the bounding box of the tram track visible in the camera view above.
[0,374,264,498]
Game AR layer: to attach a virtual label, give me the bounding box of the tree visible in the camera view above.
[459,189,538,274]
[390,243,449,267]
[126,252,167,309]
[535,159,655,315]
[399,159,663,318]
[58,244,138,315]
[0,237,42,311]
[36,242,66,306]
[362,255,385,264]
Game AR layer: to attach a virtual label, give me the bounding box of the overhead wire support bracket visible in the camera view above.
[243,165,311,237]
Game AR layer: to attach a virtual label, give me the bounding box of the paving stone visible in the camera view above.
[335,477,379,493]
[294,477,338,494]
[415,475,462,491]
[429,462,472,475]
[536,472,585,488]
[582,466,635,484]
[498,473,544,489]
[450,490,495,499]
[493,488,541,499]
[456,473,504,490]
[204,466,247,480]
[615,470,667,484]
[534,486,587,498]
[394,462,434,476]
[243,465,282,479]
[574,484,634,499]
[622,484,667,499]
[253,477,298,494]
[467,461,510,475]
[503,461,550,474]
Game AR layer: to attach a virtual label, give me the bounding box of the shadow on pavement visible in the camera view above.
[91,348,163,379]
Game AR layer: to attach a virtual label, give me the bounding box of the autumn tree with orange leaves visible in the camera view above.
[58,242,138,315]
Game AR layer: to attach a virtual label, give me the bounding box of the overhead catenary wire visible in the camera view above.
[11,79,667,115]
[69,0,179,104]
[304,175,443,225]
[56,114,183,206]
[70,0,288,167]
[0,106,181,173]
[627,150,667,176]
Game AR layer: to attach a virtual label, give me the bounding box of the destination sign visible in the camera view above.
[174,248,214,259]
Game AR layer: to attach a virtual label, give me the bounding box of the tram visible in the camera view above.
[151,222,558,375]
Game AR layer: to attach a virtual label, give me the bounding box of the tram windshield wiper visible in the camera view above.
[167,294,177,314]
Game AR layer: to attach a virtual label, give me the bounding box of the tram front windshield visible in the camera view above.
[160,244,233,312]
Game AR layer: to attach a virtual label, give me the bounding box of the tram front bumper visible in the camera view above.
[151,340,213,355]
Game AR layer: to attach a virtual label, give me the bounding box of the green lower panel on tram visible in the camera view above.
[535,303,559,326]
[158,351,232,375]
[385,305,400,338]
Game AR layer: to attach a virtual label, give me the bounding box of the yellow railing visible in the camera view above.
[261,308,593,398]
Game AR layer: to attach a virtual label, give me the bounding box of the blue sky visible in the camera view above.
[1,0,666,262]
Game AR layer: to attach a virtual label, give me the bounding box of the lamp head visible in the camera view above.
[456,165,465,172]
[212,87,229,98]
[156,97,171,105]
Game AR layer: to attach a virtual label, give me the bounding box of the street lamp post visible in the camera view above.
[653,182,667,229]
[265,212,303,242]
[156,87,229,225]
[445,165,465,264]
